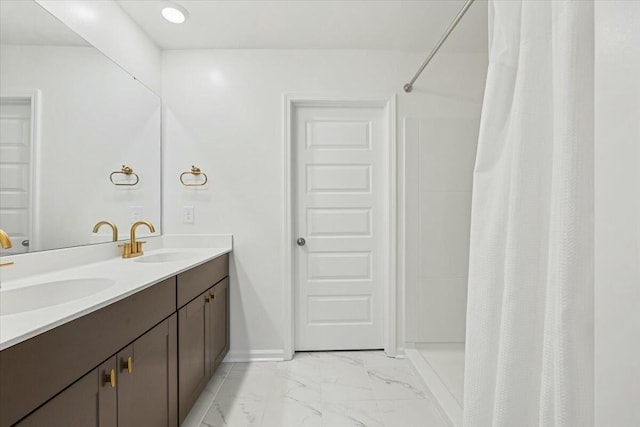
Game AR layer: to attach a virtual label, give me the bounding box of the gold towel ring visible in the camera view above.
[110,165,140,186]
[180,165,208,187]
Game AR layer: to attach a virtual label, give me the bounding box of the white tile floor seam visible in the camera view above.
[182,351,448,427]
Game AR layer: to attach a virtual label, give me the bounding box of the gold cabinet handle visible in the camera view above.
[104,369,116,388]
[122,356,133,374]
[204,295,211,303]
[211,292,215,300]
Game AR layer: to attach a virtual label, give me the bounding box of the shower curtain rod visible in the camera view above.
[403,0,476,93]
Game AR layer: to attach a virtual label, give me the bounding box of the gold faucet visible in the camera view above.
[0,229,14,267]
[119,221,155,258]
[92,221,118,242]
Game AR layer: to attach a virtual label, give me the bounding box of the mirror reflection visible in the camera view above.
[0,0,161,254]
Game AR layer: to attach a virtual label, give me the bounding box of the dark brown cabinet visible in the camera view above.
[177,278,230,423]
[17,316,177,427]
[210,277,230,372]
[0,277,176,427]
[17,357,117,427]
[117,315,177,427]
[177,255,230,424]
[178,291,210,421]
[1,254,229,427]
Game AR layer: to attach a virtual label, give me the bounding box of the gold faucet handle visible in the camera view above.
[0,229,13,249]
[118,243,133,258]
[118,241,147,258]
[135,241,146,253]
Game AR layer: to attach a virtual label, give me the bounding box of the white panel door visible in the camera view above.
[295,104,387,350]
[0,98,31,254]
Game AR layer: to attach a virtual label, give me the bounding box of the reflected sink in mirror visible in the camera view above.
[134,252,196,264]
[0,278,116,316]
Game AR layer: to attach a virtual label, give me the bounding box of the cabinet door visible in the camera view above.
[210,277,230,371]
[17,357,117,427]
[178,292,211,424]
[118,315,178,427]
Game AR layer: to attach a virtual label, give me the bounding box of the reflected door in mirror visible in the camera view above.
[0,96,34,254]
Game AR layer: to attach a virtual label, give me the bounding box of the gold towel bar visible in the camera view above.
[180,165,208,187]
[110,165,139,186]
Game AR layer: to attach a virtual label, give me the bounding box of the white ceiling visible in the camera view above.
[0,1,89,47]
[117,0,487,52]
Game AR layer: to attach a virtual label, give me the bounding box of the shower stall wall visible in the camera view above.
[403,111,482,426]
[401,8,487,424]
[401,4,487,425]
[403,66,486,426]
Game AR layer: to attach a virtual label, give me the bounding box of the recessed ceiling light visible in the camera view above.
[161,2,189,24]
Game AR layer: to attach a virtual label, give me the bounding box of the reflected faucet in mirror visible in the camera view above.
[119,221,155,259]
[92,221,118,242]
[0,229,15,267]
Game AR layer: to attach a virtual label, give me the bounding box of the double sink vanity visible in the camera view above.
[0,235,232,426]
[0,2,231,425]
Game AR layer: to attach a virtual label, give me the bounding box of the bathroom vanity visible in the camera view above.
[0,248,230,427]
[0,3,232,425]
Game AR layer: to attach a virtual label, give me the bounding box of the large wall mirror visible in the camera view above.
[0,0,161,254]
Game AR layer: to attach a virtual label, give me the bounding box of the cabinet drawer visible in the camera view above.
[0,277,176,427]
[177,254,229,308]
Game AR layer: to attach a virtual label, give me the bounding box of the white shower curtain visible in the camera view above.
[464,1,594,426]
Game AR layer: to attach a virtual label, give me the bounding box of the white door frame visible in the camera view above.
[282,94,397,359]
[0,89,41,252]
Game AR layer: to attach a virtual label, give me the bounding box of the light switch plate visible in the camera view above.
[183,206,195,224]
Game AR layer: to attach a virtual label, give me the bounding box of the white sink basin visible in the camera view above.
[134,252,195,264]
[0,278,116,316]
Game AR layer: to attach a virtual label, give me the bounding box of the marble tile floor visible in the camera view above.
[181,351,448,427]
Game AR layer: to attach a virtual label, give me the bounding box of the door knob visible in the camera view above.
[297,238,306,246]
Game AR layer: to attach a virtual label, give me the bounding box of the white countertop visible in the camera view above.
[0,236,232,351]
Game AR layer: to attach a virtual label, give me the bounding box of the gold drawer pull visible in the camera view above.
[122,356,133,374]
[104,369,116,388]
[205,295,211,303]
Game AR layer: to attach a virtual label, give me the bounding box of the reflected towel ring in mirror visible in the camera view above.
[110,165,140,186]
[180,165,208,187]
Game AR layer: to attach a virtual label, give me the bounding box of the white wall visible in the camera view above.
[595,2,640,425]
[162,49,487,358]
[35,0,161,94]
[0,45,161,251]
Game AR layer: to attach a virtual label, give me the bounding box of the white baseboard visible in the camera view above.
[393,347,407,358]
[405,349,462,427]
[222,349,287,363]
